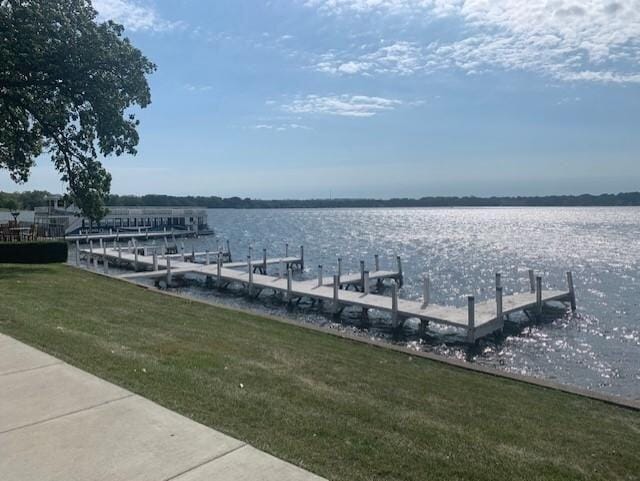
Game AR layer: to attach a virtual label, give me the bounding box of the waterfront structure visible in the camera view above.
[34,195,210,236]
[78,243,576,343]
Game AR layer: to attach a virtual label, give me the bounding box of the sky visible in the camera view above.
[2,0,640,199]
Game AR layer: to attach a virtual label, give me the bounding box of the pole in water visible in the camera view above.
[467,296,476,343]
[217,256,222,284]
[528,269,535,293]
[363,270,370,294]
[496,286,503,322]
[226,240,232,261]
[391,282,399,327]
[247,255,252,274]
[248,256,254,295]
[396,256,404,287]
[153,251,158,271]
[495,272,502,290]
[285,242,289,257]
[286,268,293,303]
[166,257,172,286]
[263,248,267,273]
[422,275,430,308]
[536,276,543,315]
[118,245,122,261]
[333,274,340,314]
[279,259,284,279]
[566,271,576,311]
[318,265,323,287]
[374,254,380,272]
[337,257,342,282]
[205,250,210,265]
[300,245,304,270]
[359,260,365,290]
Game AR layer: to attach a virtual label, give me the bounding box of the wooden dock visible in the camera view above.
[77,245,576,343]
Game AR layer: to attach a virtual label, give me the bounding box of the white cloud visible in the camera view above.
[93,0,183,32]
[307,0,640,83]
[282,94,402,117]
[252,123,312,131]
[184,84,213,92]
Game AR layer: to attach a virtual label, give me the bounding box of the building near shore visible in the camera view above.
[34,195,210,237]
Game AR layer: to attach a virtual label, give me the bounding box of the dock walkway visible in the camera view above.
[79,246,575,343]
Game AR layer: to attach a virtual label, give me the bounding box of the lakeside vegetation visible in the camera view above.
[4,190,640,210]
[1,263,638,481]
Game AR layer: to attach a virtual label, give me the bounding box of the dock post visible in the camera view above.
[286,268,293,303]
[359,260,365,291]
[247,255,252,275]
[422,275,430,308]
[88,240,94,268]
[205,250,210,265]
[285,242,289,257]
[300,245,304,270]
[528,269,535,293]
[166,257,172,286]
[536,276,543,315]
[180,242,185,262]
[333,275,340,314]
[396,256,404,287]
[132,239,137,253]
[263,248,267,274]
[99,238,103,251]
[391,282,399,327]
[248,256,254,296]
[103,257,109,275]
[374,254,380,272]
[467,296,476,343]
[337,257,342,283]
[226,240,232,262]
[217,256,222,284]
[496,273,502,290]
[153,252,158,271]
[279,259,284,279]
[118,246,122,262]
[75,240,80,266]
[496,286,503,323]
[363,271,370,294]
[191,247,195,262]
[566,271,576,311]
[102,243,107,260]
[317,265,323,287]
[134,248,139,271]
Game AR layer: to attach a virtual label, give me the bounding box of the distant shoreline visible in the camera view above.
[3,191,640,210]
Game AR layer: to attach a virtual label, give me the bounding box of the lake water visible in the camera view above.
[149,207,637,400]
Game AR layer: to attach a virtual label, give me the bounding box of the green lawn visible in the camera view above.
[1,264,638,481]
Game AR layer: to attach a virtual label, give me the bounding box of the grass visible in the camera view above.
[1,263,639,481]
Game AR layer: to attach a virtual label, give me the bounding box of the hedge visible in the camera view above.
[0,241,68,264]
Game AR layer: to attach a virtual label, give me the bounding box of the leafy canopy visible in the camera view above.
[0,0,155,220]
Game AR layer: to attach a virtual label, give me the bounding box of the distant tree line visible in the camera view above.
[3,190,640,210]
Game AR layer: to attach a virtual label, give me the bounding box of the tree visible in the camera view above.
[0,0,155,222]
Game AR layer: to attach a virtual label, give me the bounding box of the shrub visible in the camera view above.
[0,241,68,264]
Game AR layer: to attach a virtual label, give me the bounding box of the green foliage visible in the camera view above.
[0,190,50,210]
[105,191,640,208]
[0,241,67,263]
[0,0,155,221]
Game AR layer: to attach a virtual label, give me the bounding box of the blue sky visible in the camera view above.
[2,0,640,198]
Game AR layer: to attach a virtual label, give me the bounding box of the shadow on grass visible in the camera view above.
[0,263,62,280]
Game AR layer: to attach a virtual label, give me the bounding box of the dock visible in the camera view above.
[76,244,576,343]
[66,228,198,243]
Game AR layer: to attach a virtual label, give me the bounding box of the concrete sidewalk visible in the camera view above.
[0,334,326,481]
